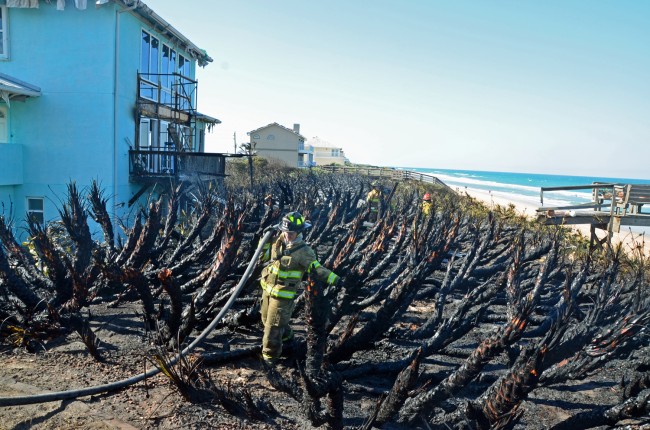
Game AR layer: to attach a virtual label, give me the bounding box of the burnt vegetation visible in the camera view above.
[0,160,649,429]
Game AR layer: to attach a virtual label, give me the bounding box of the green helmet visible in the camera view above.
[278,211,311,232]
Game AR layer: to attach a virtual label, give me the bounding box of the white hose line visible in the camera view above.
[0,230,274,407]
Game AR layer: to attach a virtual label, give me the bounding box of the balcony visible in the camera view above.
[129,148,226,182]
[298,142,313,155]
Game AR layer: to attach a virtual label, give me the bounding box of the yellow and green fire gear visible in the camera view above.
[260,236,339,363]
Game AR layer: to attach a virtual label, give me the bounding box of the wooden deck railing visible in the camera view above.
[320,165,447,188]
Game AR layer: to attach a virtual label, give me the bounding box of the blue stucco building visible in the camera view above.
[0,0,225,240]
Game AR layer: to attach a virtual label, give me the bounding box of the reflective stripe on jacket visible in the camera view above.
[261,238,339,299]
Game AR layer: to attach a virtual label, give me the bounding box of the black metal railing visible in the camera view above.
[129,149,225,179]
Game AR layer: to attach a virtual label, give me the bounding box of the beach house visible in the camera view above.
[248,122,314,168]
[310,144,349,166]
[0,0,225,239]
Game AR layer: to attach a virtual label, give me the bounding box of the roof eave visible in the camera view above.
[119,0,213,67]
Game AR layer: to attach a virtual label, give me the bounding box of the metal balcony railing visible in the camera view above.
[129,148,225,180]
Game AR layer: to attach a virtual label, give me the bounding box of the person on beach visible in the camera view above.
[366,181,383,223]
[259,211,339,365]
[421,192,433,216]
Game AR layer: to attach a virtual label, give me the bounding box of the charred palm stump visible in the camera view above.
[359,217,408,282]
[419,275,502,358]
[400,249,555,423]
[366,348,422,429]
[27,219,73,305]
[455,268,582,430]
[124,199,163,269]
[310,191,345,247]
[325,215,363,272]
[175,215,229,292]
[550,388,650,430]
[399,246,557,425]
[150,182,183,260]
[536,262,636,379]
[327,237,453,365]
[156,268,184,347]
[505,230,525,320]
[619,348,650,399]
[294,272,347,428]
[409,249,461,339]
[324,217,399,332]
[410,218,494,338]
[540,311,650,386]
[463,344,546,430]
[57,182,94,276]
[0,217,52,292]
[88,180,115,252]
[65,311,103,361]
[164,186,220,265]
[0,243,50,314]
[304,273,331,376]
[184,211,248,334]
[58,184,106,309]
[113,215,143,267]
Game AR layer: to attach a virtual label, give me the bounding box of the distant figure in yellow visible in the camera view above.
[421,193,433,216]
[366,181,383,223]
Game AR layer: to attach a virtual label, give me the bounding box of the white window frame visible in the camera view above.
[27,197,44,225]
[0,6,9,60]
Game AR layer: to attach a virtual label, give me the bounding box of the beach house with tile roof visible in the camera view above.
[248,122,314,168]
[0,0,226,240]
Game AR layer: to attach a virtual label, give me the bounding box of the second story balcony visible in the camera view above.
[129,148,226,183]
[298,142,313,155]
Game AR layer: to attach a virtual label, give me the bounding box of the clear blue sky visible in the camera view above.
[144,0,650,179]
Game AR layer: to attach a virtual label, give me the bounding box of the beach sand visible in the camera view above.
[456,186,650,257]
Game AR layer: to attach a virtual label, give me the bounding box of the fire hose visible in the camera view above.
[0,229,275,407]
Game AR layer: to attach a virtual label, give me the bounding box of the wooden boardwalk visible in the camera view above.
[536,183,650,247]
[320,165,448,188]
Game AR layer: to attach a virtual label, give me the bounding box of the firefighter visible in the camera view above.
[259,211,339,365]
[421,192,433,216]
[366,181,383,223]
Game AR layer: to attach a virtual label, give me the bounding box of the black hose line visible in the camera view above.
[0,230,274,407]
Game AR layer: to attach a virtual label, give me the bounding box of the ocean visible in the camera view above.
[407,167,650,209]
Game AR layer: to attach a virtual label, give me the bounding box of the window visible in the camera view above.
[27,197,44,225]
[331,149,340,157]
[0,6,8,59]
[140,30,160,100]
[178,54,190,78]
[177,53,192,110]
[161,44,176,105]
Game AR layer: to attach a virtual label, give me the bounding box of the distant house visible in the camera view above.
[0,0,226,240]
[311,145,349,166]
[248,122,314,168]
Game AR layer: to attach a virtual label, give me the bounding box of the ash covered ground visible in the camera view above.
[1,169,649,429]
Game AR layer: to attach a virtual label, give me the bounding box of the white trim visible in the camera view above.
[26,196,45,225]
